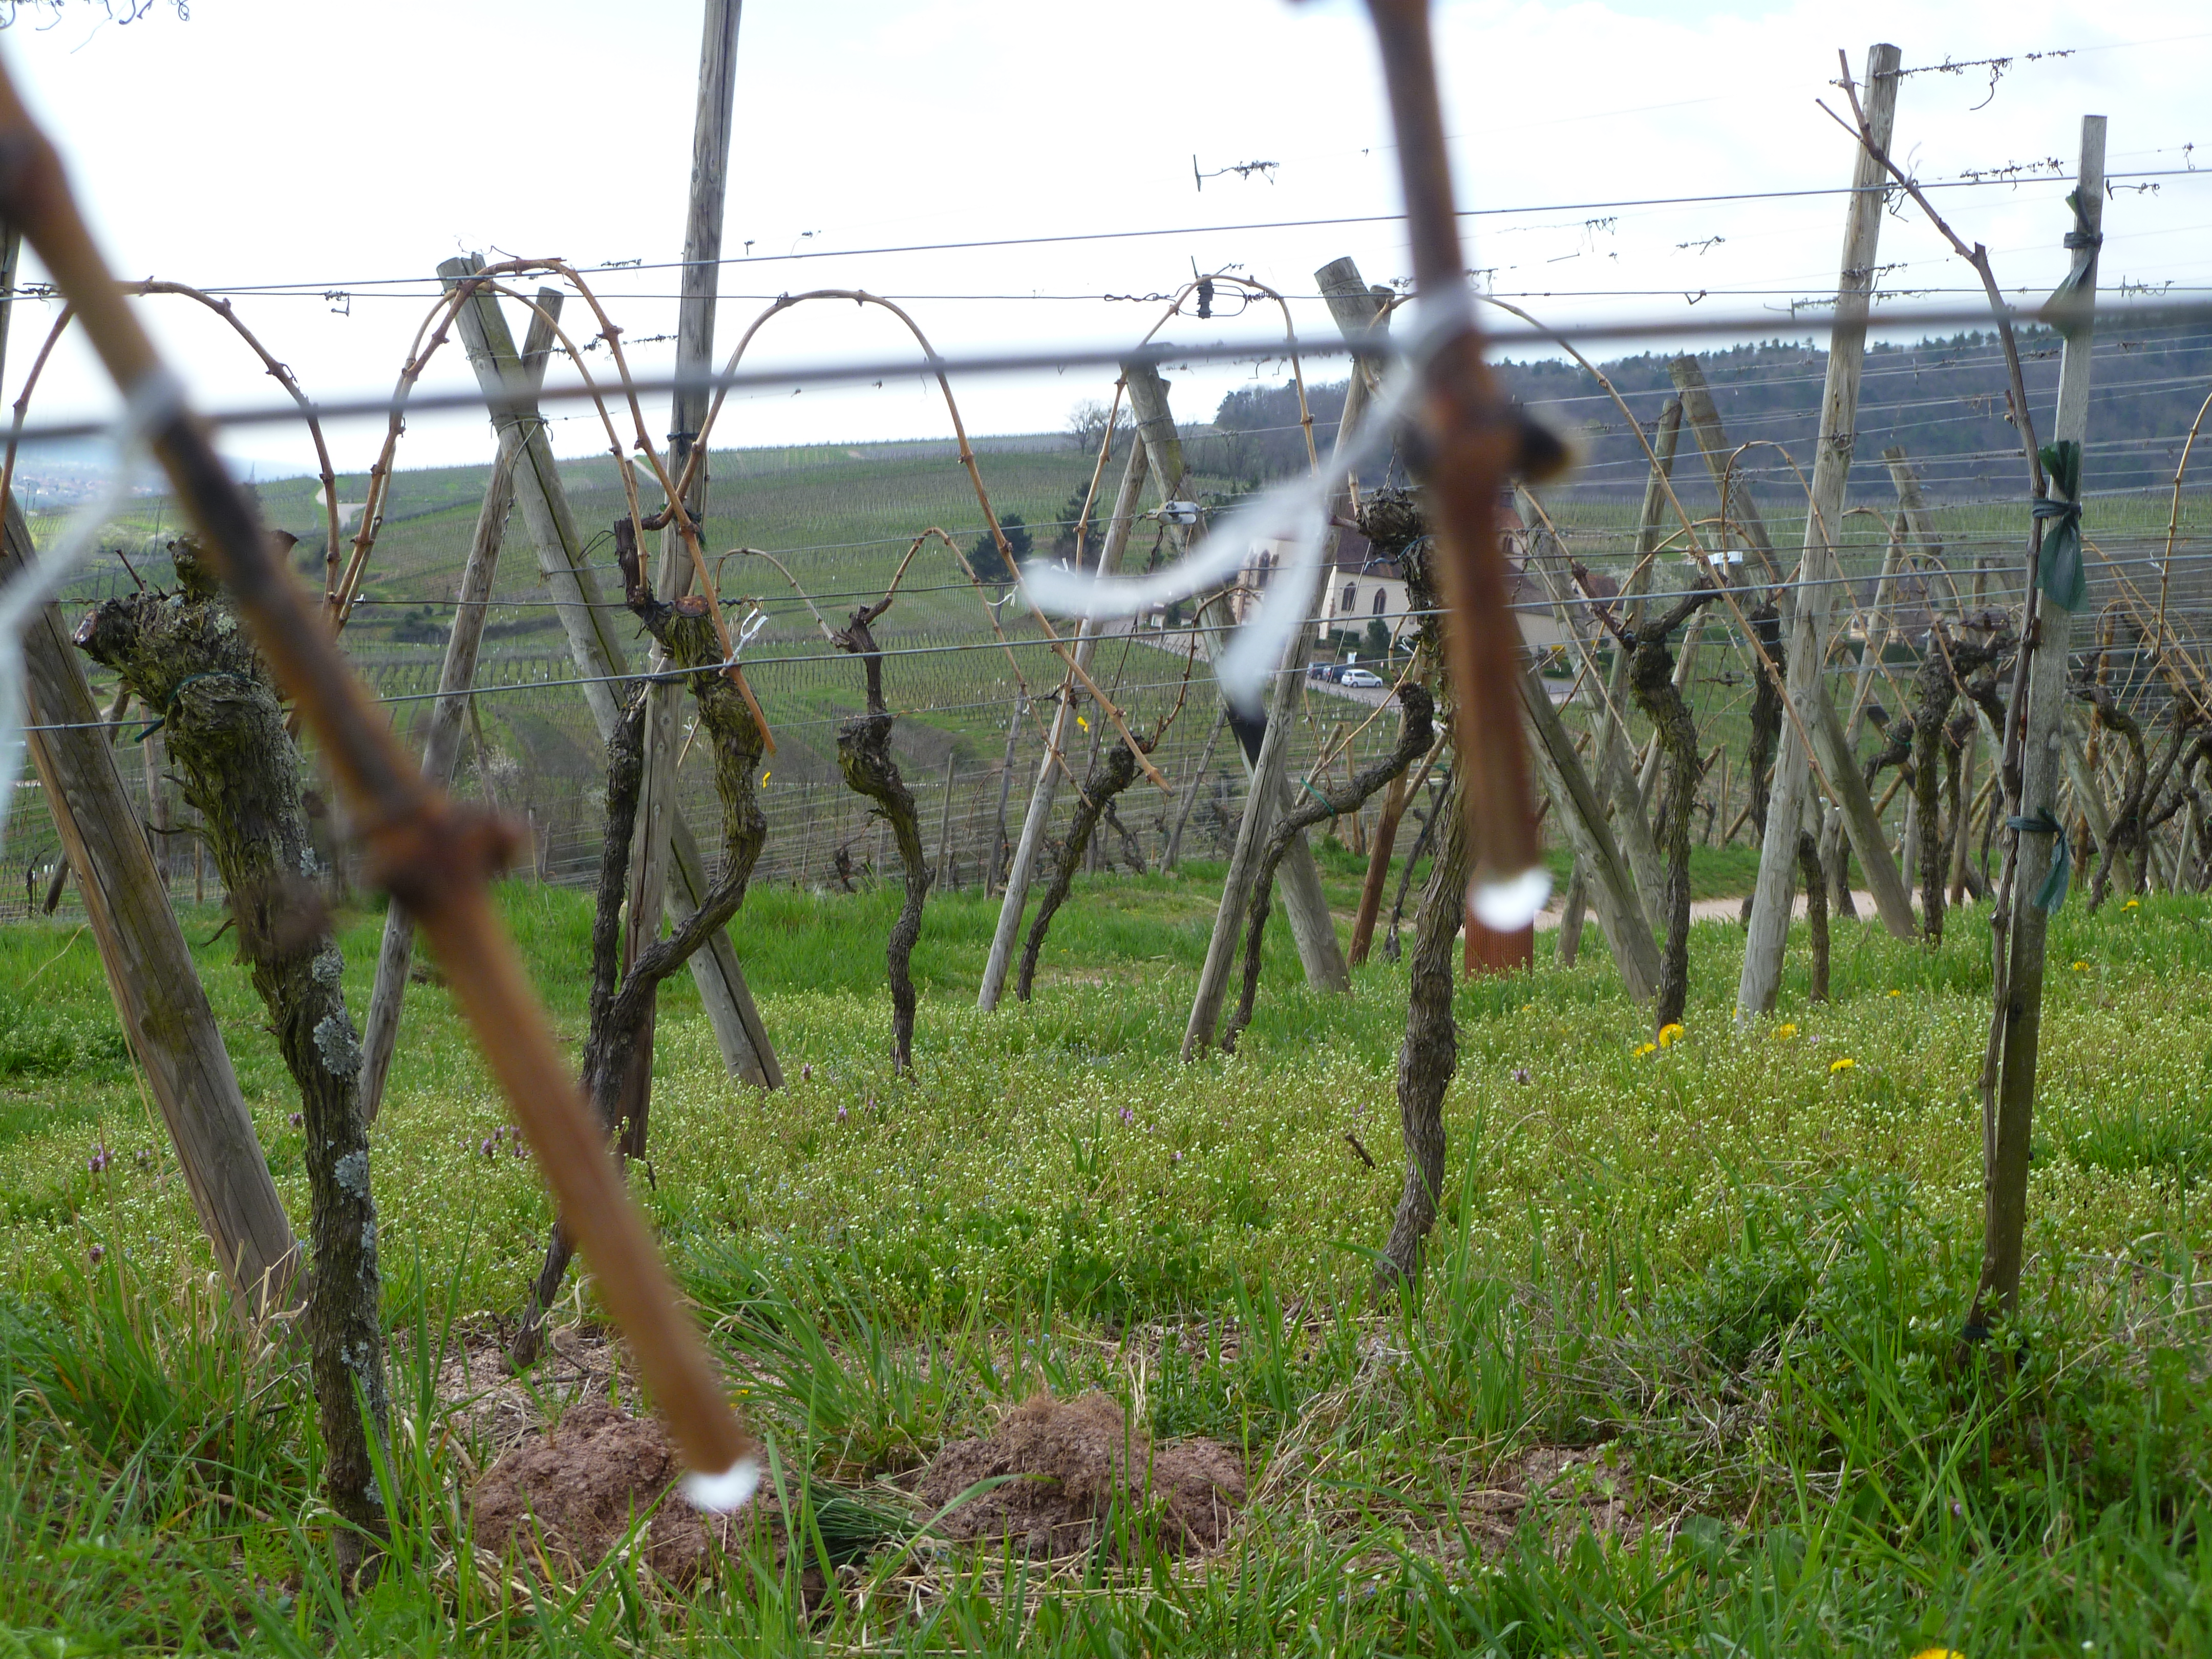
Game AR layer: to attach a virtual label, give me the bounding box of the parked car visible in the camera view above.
[1340,667,1385,689]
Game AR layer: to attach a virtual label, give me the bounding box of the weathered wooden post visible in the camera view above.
[1739,42,1915,1019]
[976,426,1147,1010]
[933,750,957,888]
[360,297,559,1122]
[1125,357,1348,991]
[1973,115,2105,1332]
[620,0,744,1112]
[6,497,299,1318]
[1181,264,1380,1053]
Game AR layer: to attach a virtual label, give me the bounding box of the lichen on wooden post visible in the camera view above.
[74,537,389,1579]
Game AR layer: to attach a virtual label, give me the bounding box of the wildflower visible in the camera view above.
[1773,1022,1798,1040]
[1633,1043,1657,1059]
[1657,1023,1685,1049]
[2072,961,2089,971]
[1118,1105,1134,1125]
[801,1062,814,1082]
[1511,1066,1532,1085]
[1830,1057,1856,1074]
[835,1103,848,1123]
[87,1243,103,1265]
[1170,1150,1182,1163]
[1887,989,1902,998]
[87,1144,108,1175]
[2123,898,2139,910]
[480,1138,497,1158]
[288,1112,303,1129]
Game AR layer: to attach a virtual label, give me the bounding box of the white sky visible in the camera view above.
[5,0,2208,475]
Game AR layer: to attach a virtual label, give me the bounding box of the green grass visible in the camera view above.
[1,873,2210,1652]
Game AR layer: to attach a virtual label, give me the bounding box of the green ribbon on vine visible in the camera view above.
[2033,438,2087,613]
[2006,808,2071,913]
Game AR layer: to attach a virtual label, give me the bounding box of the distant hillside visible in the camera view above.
[1199,326,2212,502]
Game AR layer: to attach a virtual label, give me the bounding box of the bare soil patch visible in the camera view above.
[918,1390,1245,1559]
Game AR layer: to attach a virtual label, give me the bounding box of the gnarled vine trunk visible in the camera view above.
[831,600,929,1070]
[512,522,770,1367]
[1221,686,1434,1052]
[1016,739,1141,1003]
[76,540,389,1581]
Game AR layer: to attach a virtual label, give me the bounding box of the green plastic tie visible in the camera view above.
[2032,439,2086,613]
[2006,808,2071,913]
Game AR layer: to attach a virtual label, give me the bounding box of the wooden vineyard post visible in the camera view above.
[1738,42,1915,1020]
[1163,706,1226,874]
[1125,358,1349,992]
[1520,649,1663,1001]
[1179,267,1380,1054]
[976,428,1148,1010]
[5,493,300,1318]
[621,0,743,1110]
[933,750,956,888]
[1973,115,2105,1332]
[358,451,519,1122]
[985,693,1024,895]
[438,257,780,1088]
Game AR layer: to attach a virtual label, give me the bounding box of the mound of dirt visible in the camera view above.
[918,1391,1244,1558]
[471,1400,738,1587]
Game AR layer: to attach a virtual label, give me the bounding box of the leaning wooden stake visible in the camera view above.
[976,426,1145,1010]
[1125,357,1348,989]
[1973,116,2106,1335]
[621,0,745,1122]
[360,292,559,1123]
[5,496,298,1320]
[0,58,757,1506]
[1739,42,1913,1020]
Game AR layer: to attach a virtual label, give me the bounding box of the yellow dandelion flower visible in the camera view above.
[2072,961,2089,971]
[2124,898,2140,910]
[1830,1057,1856,1074]
[1910,1650,1966,1659]
[1887,988,1902,997]
[1774,1022,1798,1040]
[1657,1023,1685,1048]
[1633,1043,1657,1059]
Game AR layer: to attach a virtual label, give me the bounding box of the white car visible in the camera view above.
[1339,668,1385,689]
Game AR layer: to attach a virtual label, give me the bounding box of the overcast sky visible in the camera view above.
[4,0,2207,476]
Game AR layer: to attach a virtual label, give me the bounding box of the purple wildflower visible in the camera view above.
[1511,1066,1532,1086]
[88,1243,104,1265]
[88,1144,109,1175]
[835,1103,848,1123]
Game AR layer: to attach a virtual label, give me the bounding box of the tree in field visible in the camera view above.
[967,515,1030,587]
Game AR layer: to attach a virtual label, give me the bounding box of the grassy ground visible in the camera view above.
[1,858,2209,1652]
